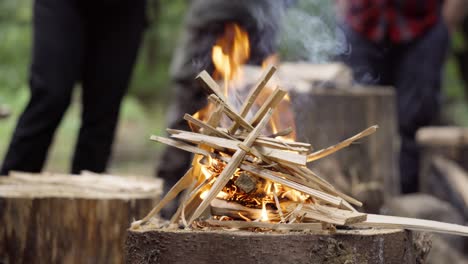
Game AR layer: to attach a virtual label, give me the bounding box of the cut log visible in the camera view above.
[419,155,468,219]
[290,86,398,213]
[125,227,419,264]
[242,63,354,91]
[417,127,468,213]
[0,172,162,264]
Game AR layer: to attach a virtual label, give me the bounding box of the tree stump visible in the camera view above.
[0,172,162,264]
[125,227,418,264]
[417,127,468,219]
[417,126,468,172]
[290,86,399,213]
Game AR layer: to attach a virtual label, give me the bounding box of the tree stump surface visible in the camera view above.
[0,172,162,264]
[290,87,398,212]
[126,227,418,264]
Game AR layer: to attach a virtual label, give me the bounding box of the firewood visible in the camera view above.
[169,130,307,166]
[210,198,280,221]
[307,125,378,162]
[234,134,311,153]
[207,94,254,131]
[237,162,343,206]
[203,219,324,231]
[187,109,274,225]
[353,214,468,237]
[131,168,194,229]
[196,70,228,103]
[229,65,277,134]
[267,127,293,138]
[249,87,287,127]
[289,166,363,207]
[150,135,211,157]
[207,104,224,128]
[184,114,274,164]
[234,173,258,193]
[184,114,235,140]
[283,203,367,225]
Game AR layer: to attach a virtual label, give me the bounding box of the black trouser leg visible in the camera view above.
[70,0,146,174]
[395,20,449,193]
[0,0,84,175]
[339,21,449,193]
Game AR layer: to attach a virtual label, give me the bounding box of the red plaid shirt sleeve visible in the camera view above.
[342,0,442,43]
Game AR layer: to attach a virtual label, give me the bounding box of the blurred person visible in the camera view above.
[156,0,294,218]
[336,0,465,193]
[0,0,147,175]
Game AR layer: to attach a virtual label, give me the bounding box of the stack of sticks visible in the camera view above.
[131,67,468,237]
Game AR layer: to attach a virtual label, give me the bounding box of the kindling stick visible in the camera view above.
[229,65,276,134]
[187,109,274,225]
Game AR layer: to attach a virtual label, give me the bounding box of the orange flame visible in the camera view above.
[212,23,250,96]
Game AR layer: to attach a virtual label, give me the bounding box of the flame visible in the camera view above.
[200,190,228,200]
[260,201,269,222]
[201,165,213,180]
[212,23,250,96]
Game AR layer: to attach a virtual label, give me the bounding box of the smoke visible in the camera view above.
[279,0,348,63]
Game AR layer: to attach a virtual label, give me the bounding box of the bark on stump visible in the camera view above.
[0,172,162,264]
[290,86,399,212]
[125,228,418,264]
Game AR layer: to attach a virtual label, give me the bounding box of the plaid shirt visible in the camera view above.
[342,0,442,43]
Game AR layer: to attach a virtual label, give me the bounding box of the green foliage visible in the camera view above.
[129,0,188,102]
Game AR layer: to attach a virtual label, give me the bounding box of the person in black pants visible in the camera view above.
[0,0,147,175]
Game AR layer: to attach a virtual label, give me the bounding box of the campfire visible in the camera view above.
[131,24,468,236]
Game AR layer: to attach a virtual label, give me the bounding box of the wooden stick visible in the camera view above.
[228,65,277,134]
[287,165,363,207]
[210,198,280,221]
[284,203,366,225]
[170,130,307,166]
[184,114,236,140]
[249,87,287,127]
[307,126,378,162]
[131,168,194,229]
[196,71,227,103]
[207,104,224,128]
[353,214,468,237]
[187,109,274,225]
[208,94,254,131]
[235,135,310,152]
[238,162,343,206]
[203,219,323,231]
[150,135,211,157]
[268,127,293,138]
